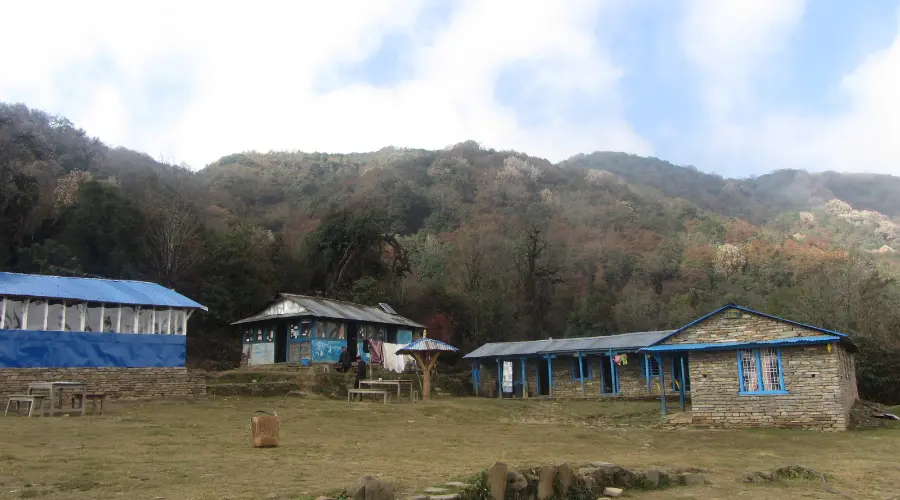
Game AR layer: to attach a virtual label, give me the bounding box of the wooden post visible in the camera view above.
[412,351,441,401]
[679,355,687,412]
[656,353,667,418]
[577,352,585,396]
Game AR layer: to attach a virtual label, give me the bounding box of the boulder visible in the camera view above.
[423,488,448,494]
[507,471,529,492]
[537,466,558,500]
[602,487,623,497]
[578,468,599,477]
[349,476,395,500]
[643,469,661,488]
[488,462,509,500]
[679,473,705,486]
[430,495,460,500]
[557,463,574,495]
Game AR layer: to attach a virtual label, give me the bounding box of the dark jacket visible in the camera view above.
[356,359,367,380]
[338,350,351,367]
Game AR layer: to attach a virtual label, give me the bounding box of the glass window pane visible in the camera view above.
[84,303,103,332]
[120,306,136,333]
[138,308,154,334]
[739,350,758,392]
[26,300,47,330]
[103,306,118,333]
[300,319,312,337]
[760,348,781,391]
[64,303,84,331]
[4,299,25,329]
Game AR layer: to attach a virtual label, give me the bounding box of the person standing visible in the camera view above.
[336,346,351,372]
[355,355,366,389]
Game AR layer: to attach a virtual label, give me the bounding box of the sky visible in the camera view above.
[2,0,900,177]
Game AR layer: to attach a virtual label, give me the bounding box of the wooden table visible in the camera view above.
[359,380,414,401]
[28,382,87,416]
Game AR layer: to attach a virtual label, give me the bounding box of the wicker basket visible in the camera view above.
[250,411,280,448]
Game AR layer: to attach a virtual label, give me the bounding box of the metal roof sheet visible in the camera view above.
[232,293,425,328]
[463,330,674,359]
[396,338,458,353]
[0,272,207,310]
[640,335,847,352]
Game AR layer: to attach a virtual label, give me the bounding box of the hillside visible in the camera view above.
[2,102,899,403]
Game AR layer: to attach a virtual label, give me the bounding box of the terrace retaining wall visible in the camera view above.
[0,367,206,401]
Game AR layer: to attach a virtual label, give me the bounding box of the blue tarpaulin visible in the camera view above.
[0,330,186,368]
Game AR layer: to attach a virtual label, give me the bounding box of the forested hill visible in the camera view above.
[2,102,899,403]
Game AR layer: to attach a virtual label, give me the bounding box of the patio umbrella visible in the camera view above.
[396,335,458,401]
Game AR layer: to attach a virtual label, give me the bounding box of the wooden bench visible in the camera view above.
[71,393,106,415]
[347,388,392,404]
[5,394,46,417]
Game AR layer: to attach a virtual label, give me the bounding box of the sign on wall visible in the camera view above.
[502,360,513,393]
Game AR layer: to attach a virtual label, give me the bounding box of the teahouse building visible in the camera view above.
[232,294,425,366]
[640,304,858,431]
[0,272,207,400]
[464,303,860,431]
[463,330,681,399]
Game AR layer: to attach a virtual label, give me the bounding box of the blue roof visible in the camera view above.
[640,335,845,352]
[646,304,852,348]
[396,337,459,353]
[0,272,207,311]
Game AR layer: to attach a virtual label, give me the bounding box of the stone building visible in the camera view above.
[233,294,425,366]
[464,304,859,431]
[463,330,684,399]
[641,304,858,431]
[0,272,207,400]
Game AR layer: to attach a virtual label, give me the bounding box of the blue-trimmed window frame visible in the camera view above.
[570,356,592,380]
[737,348,787,395]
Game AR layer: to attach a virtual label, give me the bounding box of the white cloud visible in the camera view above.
[0,0,651,168]
[679,0,900,176]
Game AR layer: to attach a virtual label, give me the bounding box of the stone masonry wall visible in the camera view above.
[688,345,850,430]
[0,368,206,401]
[837,345,859,410]
[667,309,824,344]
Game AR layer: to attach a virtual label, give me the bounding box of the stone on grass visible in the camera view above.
[679,473,705,486]
[537,466,558,500]
[590,462,617,468]
[643,469,661,488]
[423,488,448,494]
[406,496,428,500]
[507,471,528,492]
[578,468,599,477]
[430,495,460,500]
[445,482,470,488]
[557,463,574,495]
[349,476,395,500]
[488,462,508,500]
[602,487,623,497]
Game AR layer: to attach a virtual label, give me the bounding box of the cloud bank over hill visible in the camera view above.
[2,0,900,176]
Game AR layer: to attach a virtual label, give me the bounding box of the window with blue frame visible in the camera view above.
[570,357,592,380]
[738,348,785,394]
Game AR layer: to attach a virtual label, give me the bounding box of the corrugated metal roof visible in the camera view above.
[463,330,673,359]
[640,335,847,352]
[232,293,425,328]
[0,272,207,310]
[396,338,458,353]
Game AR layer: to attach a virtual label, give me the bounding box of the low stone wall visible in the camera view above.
[0,367,206,401]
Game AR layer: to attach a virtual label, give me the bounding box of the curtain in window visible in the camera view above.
[739,350,759,392]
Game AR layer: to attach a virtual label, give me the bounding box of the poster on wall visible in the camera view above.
[249,343,275,365]
[502,360,513,393]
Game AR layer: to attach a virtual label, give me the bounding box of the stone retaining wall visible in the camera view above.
[0,367,206,401]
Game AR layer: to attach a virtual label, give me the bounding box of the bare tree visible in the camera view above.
[144,190,204,287]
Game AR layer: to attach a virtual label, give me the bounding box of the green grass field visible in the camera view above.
[1,396,897,500]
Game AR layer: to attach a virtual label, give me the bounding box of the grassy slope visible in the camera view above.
[1,397,897,500]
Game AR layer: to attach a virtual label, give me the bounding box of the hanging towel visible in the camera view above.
[368,339,384,365]
[381,342,405,374]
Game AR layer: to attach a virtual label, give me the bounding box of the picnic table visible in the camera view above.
[358,379,415,402]
[28,381,87,416]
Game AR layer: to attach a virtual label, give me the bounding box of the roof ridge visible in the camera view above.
[0,271,161,287]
